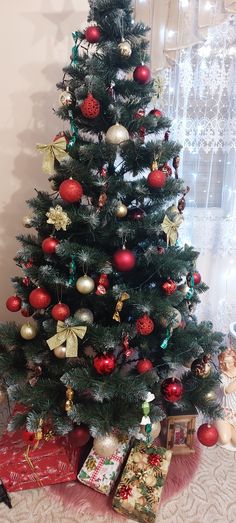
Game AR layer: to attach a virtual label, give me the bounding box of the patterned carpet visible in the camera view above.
[1,404,236,523]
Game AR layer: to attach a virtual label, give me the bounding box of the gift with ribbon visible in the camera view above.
[36,136,69,175]
[161,205,184,246]
[113,292,130,322]
[46,321,87,357]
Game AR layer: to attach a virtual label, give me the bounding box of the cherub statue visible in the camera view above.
[215,348,236,447]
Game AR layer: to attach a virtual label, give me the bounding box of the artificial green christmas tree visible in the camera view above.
[0,0,224,448]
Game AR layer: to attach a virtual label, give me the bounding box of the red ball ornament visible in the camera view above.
[136,314,154,336]
[149,108,163,117]
[51,303,70,321]
[80,93,100,119]
[59,179,83,203]
[161,377,184,403]
[136,359,153,374]
[22,430,36,445]
[160,163,172,177]
[193,271,201,285]
[162,279,177,295]
[134,108,145,119]
[69,424,91,447]
[147,169,166,189]
[29,288,52,309]
[197,423,218,447]
[42,237,59,254]
[113,248,136,272]
[21,307,33,318]
[93,354,116,375]
[85,25,101,43]
[6,295,22,312]
[133,64,151,84]
[129,207,145,221]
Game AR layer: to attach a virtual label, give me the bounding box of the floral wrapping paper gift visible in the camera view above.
[78,435,131,495]
[112,441,172,523]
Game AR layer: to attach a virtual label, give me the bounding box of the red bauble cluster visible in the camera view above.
[133,65,151,84]
[59,179,83,203]
[149,108,163,118]
[29,288,51,309]
[136,359,153,374]
[80,93,100,119]
[136,314,154,336]
[161,377,183,403]
[113,248,136,272]
[193,271,201,285]
[85,25,101,43]
[93,354,116,375]
[162,279,177,295]
[51,303,70,321]
[6,295,22,312]
[129,207,145,221]
[197,423,218,447]
[69,424,91,447]
[147,169,166,189]
[42,237,59,254]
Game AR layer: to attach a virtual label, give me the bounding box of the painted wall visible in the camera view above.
[0,0,89,320]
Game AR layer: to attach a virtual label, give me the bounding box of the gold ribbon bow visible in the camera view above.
[113,292,130,322]
[161,214,183,246]
[46,321,87,357]
[36,136,69,175]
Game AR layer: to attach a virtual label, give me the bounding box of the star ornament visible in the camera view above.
[46,205,71,231]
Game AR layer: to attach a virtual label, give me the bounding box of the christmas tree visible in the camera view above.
[0,0,224,445]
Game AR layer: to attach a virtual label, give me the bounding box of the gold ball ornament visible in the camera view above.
[118,40,132,58]
[105,123,129,145]
[203,390,217,402]
[0,389,6,405]
[53,345,67,359]
[74,308,94,324]
[76,275,95,294]
[22,216,32,228]
[93,434,119,458]
[160,307,182,329]
[115,202,128,218]
[20,323,37,340]
[59,87,74,107]
[178,283,189,297]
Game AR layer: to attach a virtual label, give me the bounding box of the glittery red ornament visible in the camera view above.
[129,207,145,220]
[22,430,36,445]
[136,359,153,374]
[69,424,91,447]
[93,354,116,374]
[113,248,136,272]
[162,279,177,295]
[133,65,151,84]
[148,453,162,467]
[21,307,33,318]
[95,273,110,295]
[42,237,59,254]
[136,314,154,335]
[80,93,100,119]
[85,25,101,43]
[59,179,83,203]
[6,295,22,312]
[160,163,172,177]
[24,259,33,269]
[51,303,70,321]
[100,166,107,177]
[161,377,183,403]
[197,423,218,447]
[134,108,145,119]
[118,485,133,500]
[193,271,201,285]
[149,108,163,117]
[22,276,31,286]
[147,169,166,189]
[29,288,51,309]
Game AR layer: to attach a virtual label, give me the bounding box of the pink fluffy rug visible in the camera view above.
[48,440,201,519]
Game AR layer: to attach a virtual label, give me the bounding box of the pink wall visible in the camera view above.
[0,0,89,320]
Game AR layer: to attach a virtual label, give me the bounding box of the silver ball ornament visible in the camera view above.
[53,345,67,359]
[151,420,161,440]
[106,123,129,145]
[74,308,94,324]
[59,88,74,107]
[118,40,132,58]
[76,275,95,294]
[93,434,119,458]
[20,323,37,340]
[22,216,32,228]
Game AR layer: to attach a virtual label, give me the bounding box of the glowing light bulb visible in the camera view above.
[180,0,189,7]
[205,1,213,10]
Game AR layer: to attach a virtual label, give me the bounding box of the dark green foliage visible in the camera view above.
[0,0,224,437]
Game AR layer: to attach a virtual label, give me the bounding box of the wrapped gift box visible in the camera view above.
[0,428,83,492]
[78,436,130,495]
[112,441,172,523]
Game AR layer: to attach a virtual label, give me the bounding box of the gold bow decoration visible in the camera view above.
[36,136,69,175]
[46,321,87,357]
[161,213,184,246]
[113,292,130,322]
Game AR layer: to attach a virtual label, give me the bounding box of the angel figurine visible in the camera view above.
[215,348,236,447]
